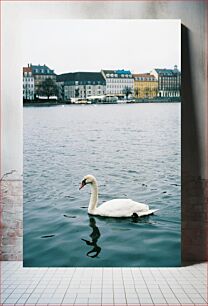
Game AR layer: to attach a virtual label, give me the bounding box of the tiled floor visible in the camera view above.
[0,261,207,305]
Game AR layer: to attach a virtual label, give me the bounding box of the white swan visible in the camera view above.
[79,175,158,218]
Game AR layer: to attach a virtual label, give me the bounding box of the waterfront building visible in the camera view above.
[133,73,158,99]
[56,72,106,100]
[23,64,56,100]
[101,69,134,98]
[151,65,181,97]
[30,64,56,98]
[23,66,34,100]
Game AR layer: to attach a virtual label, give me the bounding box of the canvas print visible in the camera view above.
[23,19,181,267]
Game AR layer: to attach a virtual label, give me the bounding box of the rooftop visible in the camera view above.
[102,69,133,78]
[28,64,55,75]
[57,72,106,84]
[133,73,157,80]
[23,67,32,74]
[154,67,181,76]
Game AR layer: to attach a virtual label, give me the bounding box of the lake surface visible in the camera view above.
[24,103,181,267]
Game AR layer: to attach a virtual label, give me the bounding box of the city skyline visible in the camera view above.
[21,19,181,75]
[23,64,181,101]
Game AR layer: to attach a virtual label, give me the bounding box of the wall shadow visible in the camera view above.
[181,25,207,265]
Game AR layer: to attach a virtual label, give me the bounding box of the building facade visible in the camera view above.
[133,73,158,99]
[31,64,56,98]
[23,64,56,100]
[101,69,134,98]
[151,66,181,97]
[23,67,35,100]
[56,72,106,100]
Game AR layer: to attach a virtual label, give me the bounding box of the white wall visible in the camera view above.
[1,1,207,179]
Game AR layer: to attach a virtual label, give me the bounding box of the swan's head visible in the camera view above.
[79,175,96,190]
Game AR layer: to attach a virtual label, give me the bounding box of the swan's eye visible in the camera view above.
[79,179,87,190]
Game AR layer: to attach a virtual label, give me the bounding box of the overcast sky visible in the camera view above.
[21,19,180,75]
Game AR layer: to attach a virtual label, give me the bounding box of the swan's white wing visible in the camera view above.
[94,199,150,217]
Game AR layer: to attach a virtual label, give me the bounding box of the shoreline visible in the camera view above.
[23,100,181,107]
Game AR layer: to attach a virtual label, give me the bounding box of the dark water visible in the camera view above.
[24,103,181,267]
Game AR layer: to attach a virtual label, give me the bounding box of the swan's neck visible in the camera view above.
[88,180,98,214]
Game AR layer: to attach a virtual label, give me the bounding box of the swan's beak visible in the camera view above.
[79,181,86,190]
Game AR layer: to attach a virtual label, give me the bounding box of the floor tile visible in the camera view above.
[0,262,207,306]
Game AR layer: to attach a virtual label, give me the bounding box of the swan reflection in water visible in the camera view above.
[81,217,101,258]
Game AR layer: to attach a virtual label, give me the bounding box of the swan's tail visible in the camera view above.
[137,209,159,217]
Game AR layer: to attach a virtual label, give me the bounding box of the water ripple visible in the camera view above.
[24,103,181,267]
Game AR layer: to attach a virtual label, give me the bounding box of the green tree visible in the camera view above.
[37,78,58,99]
[123,86,133,100]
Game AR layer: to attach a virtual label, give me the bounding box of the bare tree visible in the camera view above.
[75,88,79,98]
[37,78,58,99]
[123,86,133,100]
[134,88,139,98]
